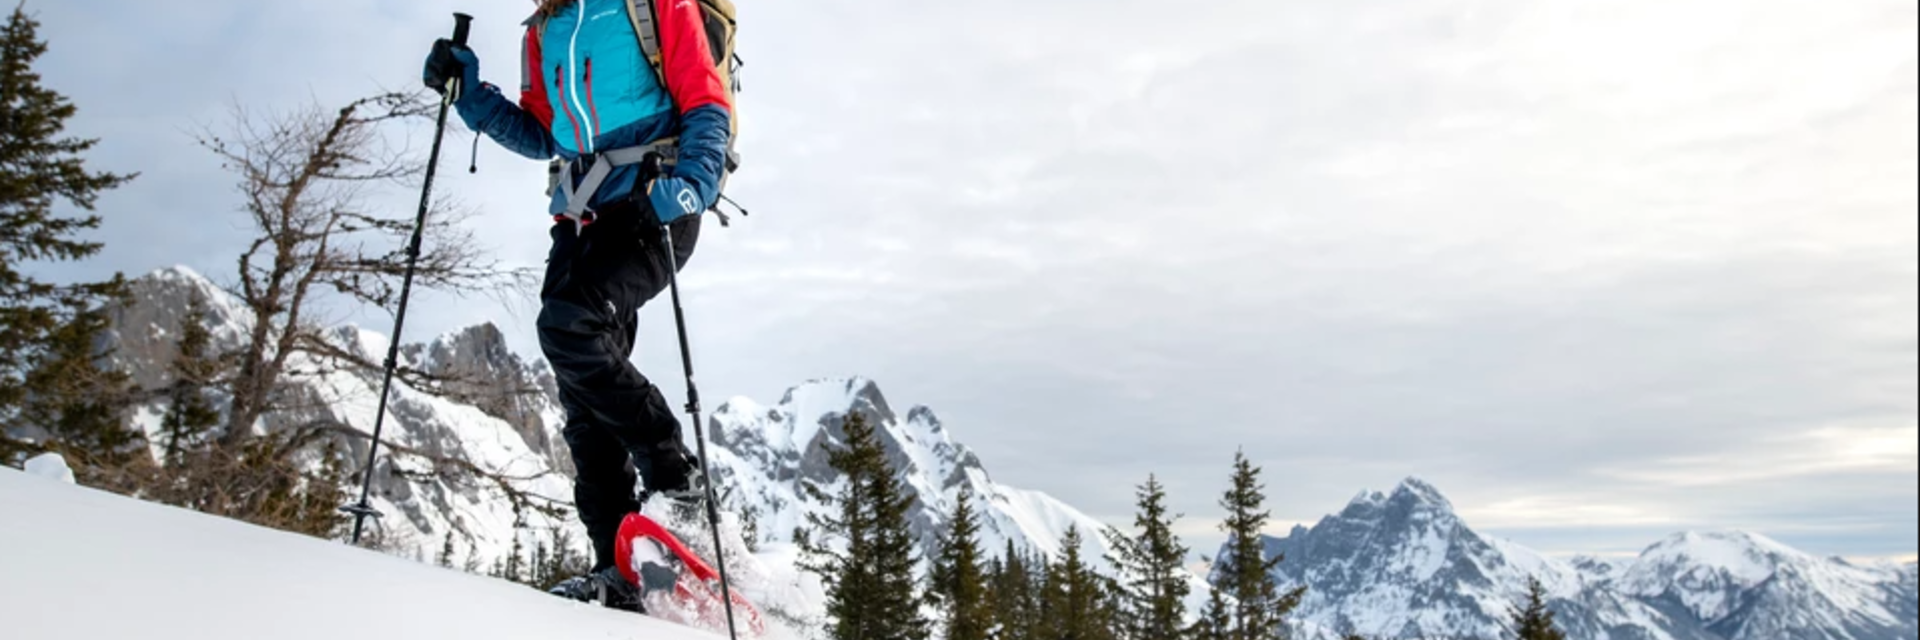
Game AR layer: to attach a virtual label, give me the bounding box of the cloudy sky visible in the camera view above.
[29,0,1916,561]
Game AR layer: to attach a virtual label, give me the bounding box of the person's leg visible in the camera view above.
[559,408,637,570]
[538,209,703,501]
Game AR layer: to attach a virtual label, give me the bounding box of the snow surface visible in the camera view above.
[0,465,724,640]
[22,453,73,485]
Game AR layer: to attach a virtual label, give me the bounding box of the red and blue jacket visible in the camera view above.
[455,0,732,217]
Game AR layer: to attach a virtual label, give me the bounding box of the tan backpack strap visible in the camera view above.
[629,0,665,72]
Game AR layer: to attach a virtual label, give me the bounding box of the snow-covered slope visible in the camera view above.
[1253,479,1918,640]
[0,464,714,640]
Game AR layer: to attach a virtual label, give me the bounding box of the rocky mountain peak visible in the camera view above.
[402,322,568,475]
[1254,481,1916,640]
[1389,476,1453,511]
[705,377,1115,568]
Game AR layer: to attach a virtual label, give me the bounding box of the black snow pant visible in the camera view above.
[537,195,702,571]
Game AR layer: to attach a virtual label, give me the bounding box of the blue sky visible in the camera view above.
[26,0,1917,561]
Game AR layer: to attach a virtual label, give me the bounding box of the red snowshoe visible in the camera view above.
[613,512,767,637]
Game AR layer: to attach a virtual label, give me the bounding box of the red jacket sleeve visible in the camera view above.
[518,26,555,130]
[655,0,731,114]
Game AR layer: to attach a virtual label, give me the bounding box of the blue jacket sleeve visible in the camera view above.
[667,103,732,211]
[454,82,557,161]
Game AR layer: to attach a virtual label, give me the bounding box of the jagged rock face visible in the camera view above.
[403,324,571,477]
[100,267,252,393]
[705,377,1120,567]
[99,267,574,563]
[1246,480,1917,640]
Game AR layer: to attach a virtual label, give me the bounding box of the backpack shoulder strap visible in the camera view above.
[627,0,667,79]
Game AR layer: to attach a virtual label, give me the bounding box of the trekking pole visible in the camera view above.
[343,12,474,546]
[660,226,741,640]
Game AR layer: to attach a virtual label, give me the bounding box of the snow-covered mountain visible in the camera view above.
[102,266,577,564]
[1618,532,1919,640]
[1255,478,1919,640]
[704,376,1117,567]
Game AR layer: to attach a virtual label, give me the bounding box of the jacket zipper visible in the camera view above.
[566,3,595,154]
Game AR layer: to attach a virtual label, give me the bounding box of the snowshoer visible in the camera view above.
[421,0,734,610]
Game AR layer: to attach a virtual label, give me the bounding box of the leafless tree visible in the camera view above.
[193,92,535,446]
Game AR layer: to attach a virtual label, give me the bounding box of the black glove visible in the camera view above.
[422,39,480,101]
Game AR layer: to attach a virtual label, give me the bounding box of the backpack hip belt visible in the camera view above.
[553,142,676,224]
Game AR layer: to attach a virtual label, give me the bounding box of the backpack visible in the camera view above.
[628,0,743,201]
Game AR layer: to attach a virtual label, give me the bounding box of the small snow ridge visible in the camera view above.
[23,453,75,484]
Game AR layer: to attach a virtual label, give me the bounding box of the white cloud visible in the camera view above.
[1604,424,1918,487]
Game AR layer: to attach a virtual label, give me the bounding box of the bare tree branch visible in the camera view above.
[192,92,535,445]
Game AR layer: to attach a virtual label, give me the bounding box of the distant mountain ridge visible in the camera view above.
[1252,478,1918,640]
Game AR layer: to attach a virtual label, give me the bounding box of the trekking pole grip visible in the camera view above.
[452,12,473,46]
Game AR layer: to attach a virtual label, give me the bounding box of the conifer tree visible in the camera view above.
[437,530,457,568]
[931,487,992,640]
[1191,581,1233,640]
[992,540,1043,640]
[796,411,929,640]
[15,305,138,472]
[1508,577,1568,640]
[1042,526,1120,640]
[1102,474,1191,640]
[159,293,222,465]
[1216,450,1307,640]
[0,3,136,462]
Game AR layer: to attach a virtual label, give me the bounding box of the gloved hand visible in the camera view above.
[422,39,481,102]
[646,176,705,226]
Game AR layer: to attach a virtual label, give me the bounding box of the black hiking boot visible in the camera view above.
[641,452,706,507]
[548,574,595,602]
[548,566,643,613]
